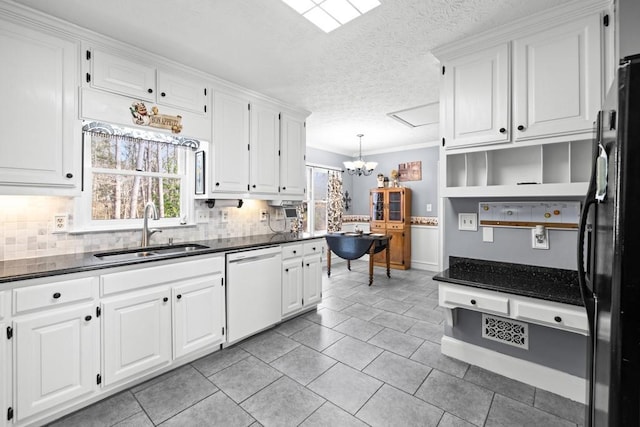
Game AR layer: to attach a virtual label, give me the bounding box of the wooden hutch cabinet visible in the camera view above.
[369,187,412,269]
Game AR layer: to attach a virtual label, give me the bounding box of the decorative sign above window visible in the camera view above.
[130,101,183,133]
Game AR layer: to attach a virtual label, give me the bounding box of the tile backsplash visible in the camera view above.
[0,196,288,261]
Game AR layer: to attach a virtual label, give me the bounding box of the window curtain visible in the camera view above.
[327,170,344,232]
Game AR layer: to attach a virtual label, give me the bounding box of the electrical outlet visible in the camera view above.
[458,213,477,231]
[260,209,268,221]
[53,214,68,233]
[220,210,229,223]
[195,210,209,223]
[531,227,550,249]
[426,204,432,212]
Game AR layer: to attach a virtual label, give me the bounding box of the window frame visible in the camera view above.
[304,164,338,234]
[73,131,195,233]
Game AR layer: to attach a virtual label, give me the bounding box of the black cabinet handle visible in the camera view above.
[293,250,297,254]
[517,125,525,131]
[85,315,92,321]
[312,247,316,251]
[65,173,73,178]
[282,186,287,190]
[499,128,506,134]
[554,316,562,323]
[53,292,61,299]
[163,297,168,302]
[306,263,310,267]
[285,268,289,272]
[470,299,477,305]
[148,88,153,94]
[252,184,256,188]
[161,92,166,97]
[215,182,220,187]
[177,294,182,300]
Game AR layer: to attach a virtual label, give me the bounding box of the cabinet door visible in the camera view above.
[91,49,156,101]
[0,21,79,189]
[173,275,224,359]
[386,189,407,224]
[280,114,306,197]
[443,43,510,149]
[0,321,9,427]
[157,70,208,114]
[250,102,280,194]
[282,258,303,316]
[370,190,386,228]
[212,90,250,193]
[387,229,408,267]
[102,288,171,386]
[303,255,322,307]
[513,14,601,140]
[14,304,98,421]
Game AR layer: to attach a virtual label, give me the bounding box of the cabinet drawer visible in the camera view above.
[13,277,97,314]
[512,300,588,334]
[387,224,404,230]
[282,244,303,260]
[440,285,509,315]
[304,241,323,256]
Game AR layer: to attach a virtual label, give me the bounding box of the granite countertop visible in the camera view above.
[433,256,583,306]
[0,233,323,284]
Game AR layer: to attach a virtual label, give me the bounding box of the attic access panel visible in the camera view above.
[387,102,439,128]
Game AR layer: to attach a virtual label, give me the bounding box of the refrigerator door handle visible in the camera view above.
[595,143,609,202]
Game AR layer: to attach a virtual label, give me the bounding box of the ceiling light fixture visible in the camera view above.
[344,134,377,176]
[282,0,381,33]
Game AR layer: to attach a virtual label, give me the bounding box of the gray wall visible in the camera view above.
[443,197,582,270]
[349,146,440,217]
[447,310,586,377]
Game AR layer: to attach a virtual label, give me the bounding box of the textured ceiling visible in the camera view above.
[13,0,572,155]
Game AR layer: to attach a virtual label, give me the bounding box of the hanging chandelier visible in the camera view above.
[343,134,377,176]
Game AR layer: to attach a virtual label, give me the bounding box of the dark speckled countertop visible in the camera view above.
[433,257,583,306]
[0,233,322,285]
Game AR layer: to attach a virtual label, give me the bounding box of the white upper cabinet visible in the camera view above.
[0,19,79,192]
[280,114,307,198]
[442,43,510,149]
[512,14,602,140]
[212,89,251,193]
[438,8,605,151]
[90,49,210,115]
[157,70,209,115]
[91,49,156,101]
[250,101,281,194]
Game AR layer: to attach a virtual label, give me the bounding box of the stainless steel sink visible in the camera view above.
[95,244,210,261]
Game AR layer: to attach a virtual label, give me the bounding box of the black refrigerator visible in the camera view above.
[578,54,640,426]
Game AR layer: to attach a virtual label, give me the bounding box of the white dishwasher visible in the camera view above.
[226,246,282,344]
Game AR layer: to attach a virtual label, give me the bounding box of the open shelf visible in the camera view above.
[443,140,592,197]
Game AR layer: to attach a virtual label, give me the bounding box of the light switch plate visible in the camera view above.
[458,213,477,231]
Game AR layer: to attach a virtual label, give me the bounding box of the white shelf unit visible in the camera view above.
[444,140,591,197]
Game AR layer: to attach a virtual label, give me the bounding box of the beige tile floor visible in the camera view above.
[49,260,585,426]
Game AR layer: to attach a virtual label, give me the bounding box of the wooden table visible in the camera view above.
[325,233,392,286]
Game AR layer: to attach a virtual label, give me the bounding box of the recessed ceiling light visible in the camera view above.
[320,0,360,25]
[283,0,381,33]
[282,0,316,14]
[303,7,341,32]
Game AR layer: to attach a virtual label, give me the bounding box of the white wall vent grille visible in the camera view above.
[482,314,529,349]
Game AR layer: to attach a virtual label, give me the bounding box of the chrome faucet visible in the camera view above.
[142,202,162,247]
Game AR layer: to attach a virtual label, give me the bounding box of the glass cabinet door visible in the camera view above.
[372,191,385,221]
[388,190,402,221]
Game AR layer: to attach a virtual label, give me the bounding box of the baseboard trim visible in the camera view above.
[441,335,586,403]
[411,260,440,272]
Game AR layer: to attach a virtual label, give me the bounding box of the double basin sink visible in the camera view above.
[94,243,210,262]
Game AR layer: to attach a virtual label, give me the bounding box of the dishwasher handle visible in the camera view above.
[228,253,280,264]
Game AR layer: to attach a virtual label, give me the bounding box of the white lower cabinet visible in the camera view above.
[172,275,224,359]
[13,303,99,422]
[102,287,172,387]
[1,320,9,427]
[281,240,324,317]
